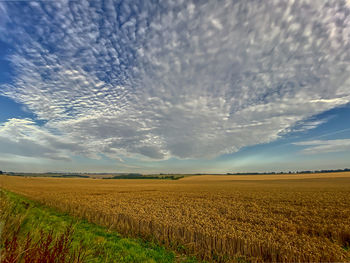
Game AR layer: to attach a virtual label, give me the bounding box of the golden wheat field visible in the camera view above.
[1,173,350,262]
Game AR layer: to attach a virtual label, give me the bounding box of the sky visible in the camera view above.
[0,0,349,174]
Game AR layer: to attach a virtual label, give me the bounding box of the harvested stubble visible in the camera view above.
[1,173,350,262]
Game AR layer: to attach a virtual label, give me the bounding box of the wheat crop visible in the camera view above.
[1,173,350,262]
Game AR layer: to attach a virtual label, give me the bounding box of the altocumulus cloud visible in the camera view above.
[0,0,350,161]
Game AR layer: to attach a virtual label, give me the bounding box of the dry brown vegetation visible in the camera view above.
[1,173,350,262]
[0,192,86,263]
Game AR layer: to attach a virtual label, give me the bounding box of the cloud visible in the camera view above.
[0,0,350,160]
[294,139,350,154]
[0,118,81,161]
[287,117,332,134]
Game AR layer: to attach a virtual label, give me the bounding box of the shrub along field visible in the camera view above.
[1,172,350,262]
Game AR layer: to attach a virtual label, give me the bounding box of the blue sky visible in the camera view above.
[0,0,349,173]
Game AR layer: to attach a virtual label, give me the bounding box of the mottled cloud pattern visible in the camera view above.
[0,0,349,161]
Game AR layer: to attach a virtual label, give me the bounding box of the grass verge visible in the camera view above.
[0,190,198,263]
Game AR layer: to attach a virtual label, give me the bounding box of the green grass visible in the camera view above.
[0,190,199,263]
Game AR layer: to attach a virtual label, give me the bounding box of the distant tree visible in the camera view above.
[0,171,3,174]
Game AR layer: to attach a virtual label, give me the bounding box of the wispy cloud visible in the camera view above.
[294,139,350,154]
[0,0,349,161]
[0,118,82,160]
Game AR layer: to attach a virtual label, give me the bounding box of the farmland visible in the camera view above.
[1,173,350,262]
[0,190,183,263]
